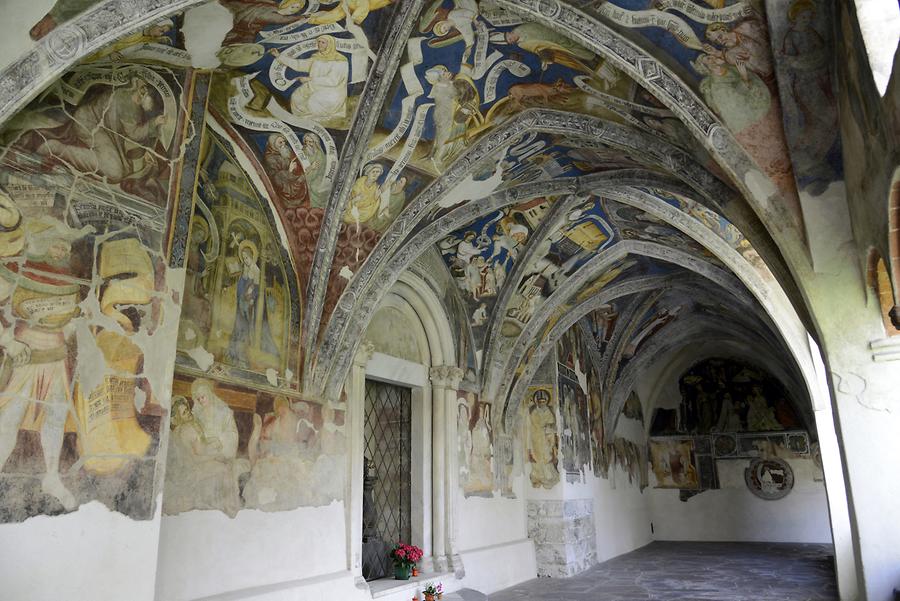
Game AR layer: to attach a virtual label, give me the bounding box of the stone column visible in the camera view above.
[347,341,375,586]
[802,264,900,601]
[429,365,464,574]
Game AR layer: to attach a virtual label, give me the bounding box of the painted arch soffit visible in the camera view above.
[484,240,748,405]
[492,0,811,270]
[314,162,776,401]
[311,105,739,396]
[606,313,812,437]
[0,0,205,122]
[314,165,744,399]
[0,0,817,397]
[314,169,668,397]
[499,273,770,430]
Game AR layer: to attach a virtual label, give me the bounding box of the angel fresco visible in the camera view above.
[692,15,776,135]
[703,19,774,82]
[425,65,482,170]
[420,0,481,72]
[494,22,597,76]
[82,17,178,64]
[295,0,395,29]
[694,53,770,132]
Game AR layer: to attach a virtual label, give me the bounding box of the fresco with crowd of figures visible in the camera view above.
[0,0,833,527]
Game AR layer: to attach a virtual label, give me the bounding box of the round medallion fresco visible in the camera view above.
[713,434,737,457]
[745,457,794,500]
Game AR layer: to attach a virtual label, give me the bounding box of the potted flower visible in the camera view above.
[423,582,443,601]
[390,542,424,580]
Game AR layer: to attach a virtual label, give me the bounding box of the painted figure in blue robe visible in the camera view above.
[227,240,260,368]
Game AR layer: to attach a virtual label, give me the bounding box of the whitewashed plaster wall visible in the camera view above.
[456,479,527,551]
[648,457,832,544]
[0,501,163,601]
[592,467,652,562]
[456,473,536,595]
[593,416,652,562]
[154,503,348,601]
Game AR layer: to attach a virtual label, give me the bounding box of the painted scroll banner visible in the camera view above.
[480,2,525,27]
[228,75,310,169]
[594,4,705,50]
[471,20,503,80]
[572,76,671,117]
[366,37,428,162]
[379,101,433,209]
[260,22,343,46]
[484,59,530,103]
[655,0,752,24]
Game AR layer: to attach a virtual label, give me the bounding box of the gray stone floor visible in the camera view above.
[489,541,838,601]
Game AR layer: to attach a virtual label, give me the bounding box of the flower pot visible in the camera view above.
[394,565,412,580]
[412,567,419,577]
[424,594,435,601]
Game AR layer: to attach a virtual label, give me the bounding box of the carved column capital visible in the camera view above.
[429,365,464,389]
[353,341,376,368]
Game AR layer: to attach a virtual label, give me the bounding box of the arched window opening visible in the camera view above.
[851,0,900,95]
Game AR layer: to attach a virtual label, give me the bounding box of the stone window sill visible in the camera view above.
[367,570,455,598]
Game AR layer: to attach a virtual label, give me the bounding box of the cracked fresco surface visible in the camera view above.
[0,61,193,521]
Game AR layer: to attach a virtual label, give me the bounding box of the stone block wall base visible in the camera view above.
[527,499,597,577]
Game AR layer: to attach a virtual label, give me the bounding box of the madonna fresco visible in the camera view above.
[177,127,300,386]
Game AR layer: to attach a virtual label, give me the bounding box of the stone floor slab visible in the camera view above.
[488,541,838,601]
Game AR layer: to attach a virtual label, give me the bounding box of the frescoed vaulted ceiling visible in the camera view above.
[0,0,835,432]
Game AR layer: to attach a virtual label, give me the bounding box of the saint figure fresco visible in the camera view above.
[527,387,559,489]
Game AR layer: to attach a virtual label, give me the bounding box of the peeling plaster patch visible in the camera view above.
[266,368,279,386]
[183,1,232,69]
[338,265,354,280]
[799,180,855,274]
[436,157,506,209]
[185,345,214,371]
[744,169,777,207]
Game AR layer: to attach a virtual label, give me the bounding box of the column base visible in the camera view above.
[419,556,436,573]
[449,553,465,578]
[432,554,450,572]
